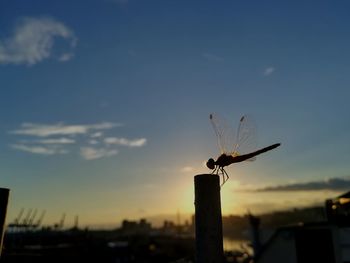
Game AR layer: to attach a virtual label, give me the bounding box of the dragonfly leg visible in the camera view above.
[219,167,226,187]
[212,166,220,175]
[219,167,229,187]
[223,168,229,182]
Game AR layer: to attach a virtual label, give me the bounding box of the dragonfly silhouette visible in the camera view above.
[206,113,280,186]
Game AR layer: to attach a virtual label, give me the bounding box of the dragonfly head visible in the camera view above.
[206,158,215,170]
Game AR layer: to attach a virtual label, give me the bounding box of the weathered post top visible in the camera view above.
[194,174,224,263]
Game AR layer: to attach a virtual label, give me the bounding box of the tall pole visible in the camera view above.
[194,174,224,263]
[0,188,9,257]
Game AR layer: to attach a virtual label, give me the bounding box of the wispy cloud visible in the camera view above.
[11,122,119,137]
[104,137,147,147]
[109,0,129,4]
[80,147,118,160]
[180,166,194,173]
[89,140,99,145]
[10,121,146,160]
[91,132,103,138]
[254,177,350,192]
[263,66,275,76]
[202,53,224,62]
[35,138,75,144]
[58,52,74,62]
[11,144,68,155]
[0,17,77,65]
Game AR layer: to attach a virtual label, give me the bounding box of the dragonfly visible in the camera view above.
[206,113,281,186]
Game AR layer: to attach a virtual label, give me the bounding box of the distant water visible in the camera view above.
[223,237,252,253]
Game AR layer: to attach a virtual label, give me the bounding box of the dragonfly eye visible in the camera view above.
[206,158,215,170]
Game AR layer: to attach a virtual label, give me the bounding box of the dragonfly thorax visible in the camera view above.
[216,153,234,168]
[206,154,234,170]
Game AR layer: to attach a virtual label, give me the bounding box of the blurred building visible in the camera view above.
[120,218,152,235]
[256,191,350,263]
[326,191,350,225]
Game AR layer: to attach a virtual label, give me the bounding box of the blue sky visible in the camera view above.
[1,0,350,227]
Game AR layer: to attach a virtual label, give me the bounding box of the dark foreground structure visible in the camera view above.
[2,229,195,263]
[255,191,350,263]
[4,186,350,262]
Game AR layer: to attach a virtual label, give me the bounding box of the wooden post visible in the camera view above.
[0,188,9,257]
[194,174,224,263]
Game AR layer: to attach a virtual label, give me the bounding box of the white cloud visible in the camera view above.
[91,132,103,138]
[36,138,75,144]
[0,17,77,65]
[104,137,147,147]
[11,144,68,155]
[10,121,146,160]
[181,166,194,173]
[80,147,118,160]
[58,52,74,62]
[263,66,275,76]
[202,53,224,62]
[11,122,119,137]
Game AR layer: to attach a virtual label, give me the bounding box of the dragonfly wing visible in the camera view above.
[232,115,258,158]
[210,113,236,154]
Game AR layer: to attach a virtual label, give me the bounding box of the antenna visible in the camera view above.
[59,213,66,229]
[13,208,24,225]
[28,209,38,226]
[177,209,181,226]
[53,213,66,230]
[22,208,33,227]
[74,215,79,229]
[33,210,46,228]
